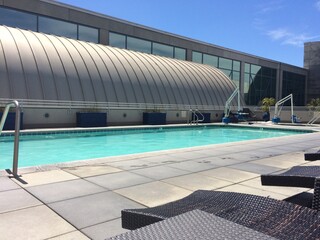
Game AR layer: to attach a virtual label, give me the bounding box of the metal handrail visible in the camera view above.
[195,109,205,123]
[0,100,21,176]
[307,111,320,125]
[0,98,226,111]
[189,109,205,125]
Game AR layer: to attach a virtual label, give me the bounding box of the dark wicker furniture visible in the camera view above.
[110,209,277,240]
[305,151,320,161]
[121,189,320,239]
[261,166,320,188]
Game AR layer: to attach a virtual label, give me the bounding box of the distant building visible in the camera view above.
[0,0,317,127]
[304,41,320,100]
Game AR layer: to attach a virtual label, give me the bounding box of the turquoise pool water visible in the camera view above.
[0,126,309,169]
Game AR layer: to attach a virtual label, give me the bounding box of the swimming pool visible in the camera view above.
[0,125,311,169]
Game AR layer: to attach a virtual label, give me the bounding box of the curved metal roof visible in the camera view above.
[0,26,236,107]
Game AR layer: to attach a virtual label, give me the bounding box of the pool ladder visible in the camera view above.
[189,109,204,125]
[307,111,320,125]
[0,100,21,177]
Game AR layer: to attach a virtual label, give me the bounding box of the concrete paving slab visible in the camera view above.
[0,176,20,191]
[0,205,75,240]
[48,230,90,240]
[198,167,259,183]
[86,171,153,190]
[229,162,282,174]
[240,178,311,197]
[219,183,288,200]
[139,154,188,164]
[62,165,122,178]
[26,179,107,203]
[304,161,320,166]
[251,157,300,169]
[221,152,265,162]
[12,170,79,187]
[196,156,241,166]
[131,165,189,180]
[162,173,233,191]
[81,218,129,240]
[0,188,42,213]
[167,160,219,172]
[197,145,239,158]
[115,181,192,207]
[167,150,217,159]
[49,191,144,229]
[107,159,160,171]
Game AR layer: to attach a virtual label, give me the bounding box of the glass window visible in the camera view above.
[250,64,261,75]
[109,32,126,48]
[127,36,151,54]
[0,7,37,31]
[244,63,250,73]
[174,47,186,60]
[244,73,250,94]
[243,64,276,105]
[152,42,173,58]
[192,51,202,63]
[203,54,218,67]
[218,57,232,70]
[220,69,232,78]
[78,25,99,43]
[39,16,77,39]
[282,71,305,106]
[232,71,240,81]
[233,60,241,71]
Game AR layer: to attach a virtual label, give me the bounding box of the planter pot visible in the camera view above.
[143,112,166,125]
[76,112,107,127]
[0,112,24,130]
[262,112,270,122]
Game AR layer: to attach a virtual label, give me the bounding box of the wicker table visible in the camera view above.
[108,209,277,240]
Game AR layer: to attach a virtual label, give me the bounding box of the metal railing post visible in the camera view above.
[0,100,21,177]
[12,102,21,176]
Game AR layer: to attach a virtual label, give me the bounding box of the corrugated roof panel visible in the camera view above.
[0,39,12,98]
[0,26,236,107]
[76,41,107,102]
[2,27,28,99]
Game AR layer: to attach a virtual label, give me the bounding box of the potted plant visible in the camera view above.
[307,98,320,111]
[307,98,320,123]
[261,97,276,121]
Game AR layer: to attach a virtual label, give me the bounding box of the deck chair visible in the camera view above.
[242,107,256,119]
[261,166,320,189]
[305,150,320,161]
[121,183,320,239]
[261,166,320,208]
[237,108,256,122]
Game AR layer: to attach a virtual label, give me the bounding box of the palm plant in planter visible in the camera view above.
[307,98,320,111]
[307,98,320,123]
[261,97,276,121]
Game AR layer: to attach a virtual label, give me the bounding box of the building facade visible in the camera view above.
[0,0,317,127]
[304,41,320,100]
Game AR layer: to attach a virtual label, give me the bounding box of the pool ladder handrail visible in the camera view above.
[307,111,320,125]
[0,100,21,177]
[189,109,204,125]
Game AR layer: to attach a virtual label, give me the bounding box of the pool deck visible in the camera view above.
[1,123,320,239]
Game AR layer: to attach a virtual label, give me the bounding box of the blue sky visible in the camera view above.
[57,0,320,67]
